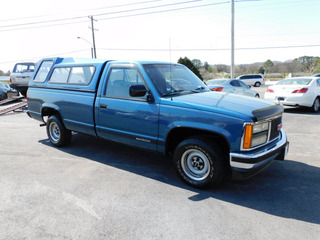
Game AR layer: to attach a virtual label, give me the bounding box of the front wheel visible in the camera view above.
[46,115,71,147]
[173,137,227,188]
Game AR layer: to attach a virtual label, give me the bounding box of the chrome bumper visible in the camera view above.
[230,129,289,179]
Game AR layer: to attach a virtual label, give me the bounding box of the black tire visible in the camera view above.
[311,97,320,112]
[255,94,260,98]
[173,137,227,188]
[0,93,7,100]
[254,82,261,87]
[46,115,71,147]
[20,90,27,97]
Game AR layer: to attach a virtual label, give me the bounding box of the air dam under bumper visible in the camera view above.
[230,129,288,180]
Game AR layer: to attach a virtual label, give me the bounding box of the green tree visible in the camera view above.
[178,57,203,80]
[203,61,209,71]
[295,56,320,73]
[258,66,265,74]
[263,59,274,74]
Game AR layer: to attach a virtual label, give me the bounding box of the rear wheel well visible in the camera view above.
[166,127,230,161]
[41,107,62,123]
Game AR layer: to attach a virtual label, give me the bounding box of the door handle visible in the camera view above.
[100,103,107,109]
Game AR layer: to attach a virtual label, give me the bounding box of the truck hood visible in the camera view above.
[160,91,282,121]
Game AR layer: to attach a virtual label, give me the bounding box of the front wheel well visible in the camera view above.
[166,127,230,160]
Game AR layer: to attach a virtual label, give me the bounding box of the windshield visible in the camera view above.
[143,64,209,97]
[206,79,227,85]
[0,82,10,89]
[277,78,312,85]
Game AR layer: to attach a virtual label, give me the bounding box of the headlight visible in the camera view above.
[243,122,270,149]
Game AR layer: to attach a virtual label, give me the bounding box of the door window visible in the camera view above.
[230,80,240,87]
[105,67,147,99]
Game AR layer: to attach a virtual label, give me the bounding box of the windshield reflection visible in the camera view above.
[143,64,209,97]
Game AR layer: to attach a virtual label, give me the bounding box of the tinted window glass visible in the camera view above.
[105,67,146,99]
[68,66,95,85]
[230,80,240,87]
[34,61,54,82]
[49,67,70,84]
[238,80,248,88]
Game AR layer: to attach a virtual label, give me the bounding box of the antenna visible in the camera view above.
[169,38,173,101]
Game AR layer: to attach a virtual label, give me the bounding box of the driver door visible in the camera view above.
[96,65,159,151]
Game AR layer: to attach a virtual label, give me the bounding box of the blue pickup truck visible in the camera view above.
[27,57,289,188]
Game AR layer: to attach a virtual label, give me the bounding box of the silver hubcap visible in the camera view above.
[49,122,60,143]
[181,149,210,181]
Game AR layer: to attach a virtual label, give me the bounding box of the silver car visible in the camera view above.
[236,74,265,87]
[10,62,35,96]
[206,79,260,98]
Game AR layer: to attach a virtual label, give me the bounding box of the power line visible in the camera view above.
[0,49,89,65]
[99,44,320,51]
[0,0,164,22]
[97,1,229,21]
[0,0,203,29]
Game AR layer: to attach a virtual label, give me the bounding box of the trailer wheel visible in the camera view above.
[46,115,71,147]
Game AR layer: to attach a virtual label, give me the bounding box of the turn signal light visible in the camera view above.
[292,88,308,93]
[243,125,253,149]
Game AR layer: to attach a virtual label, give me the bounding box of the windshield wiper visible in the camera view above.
[162,89,189,97]
[191,86,209,93]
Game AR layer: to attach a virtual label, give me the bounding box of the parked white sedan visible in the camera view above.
[264,77,320,112]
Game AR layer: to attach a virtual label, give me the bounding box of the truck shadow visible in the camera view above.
[39,133,320,225]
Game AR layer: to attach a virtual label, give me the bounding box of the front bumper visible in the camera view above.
[230,129,289,180]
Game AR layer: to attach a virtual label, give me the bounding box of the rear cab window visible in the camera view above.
[13,63,35,73]
[49,66,95,85]
[34,60,54,82]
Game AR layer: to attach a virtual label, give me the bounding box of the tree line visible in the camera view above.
[178,56,320,80]
[0,70,11,76]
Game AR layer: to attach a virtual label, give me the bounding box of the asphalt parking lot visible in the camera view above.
[0,92,319,240]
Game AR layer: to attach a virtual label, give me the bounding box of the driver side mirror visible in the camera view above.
[129,85,154,102]
[129,84,147,97]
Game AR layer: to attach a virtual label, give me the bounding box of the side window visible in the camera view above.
[105,67,147,99]
[34,60,54,82]
[238,81,248,88]
[69,66,95,85]
[49,67,70,84]
[317,79,320,87]
[230,80,240,87]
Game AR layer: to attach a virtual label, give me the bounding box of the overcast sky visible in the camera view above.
[0,0,319,72]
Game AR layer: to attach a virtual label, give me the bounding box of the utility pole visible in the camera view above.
[231,0,235,78]
[89,16,97,59]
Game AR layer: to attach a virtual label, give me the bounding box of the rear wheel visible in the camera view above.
[173,137,227,188]
[254,82,261,87]
[0,93,7,100]
[46,115,71,147]
[311,97,320,112]
[255,94,260,98]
